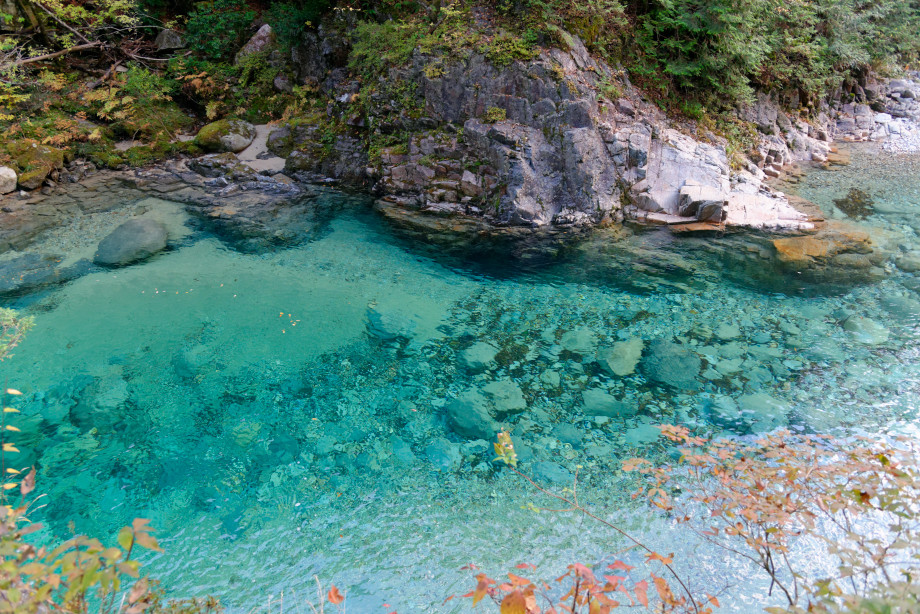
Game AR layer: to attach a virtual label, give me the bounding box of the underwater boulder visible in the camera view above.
[639,339,702,391]
[560,326,598,357]
[459,341,499,372]
[581,388,637,418]
[446,389,499,440]
[481,378,526,418]
[842,315,890,345]
[596,338,644,377]
[425,438,461,472]
[94,218,168,267]
[365,307,417,344]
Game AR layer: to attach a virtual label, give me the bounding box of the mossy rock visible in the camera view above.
[18,168,51,190]
[5,140,66,173]
[3,140,67,189]
[195,119,257,153]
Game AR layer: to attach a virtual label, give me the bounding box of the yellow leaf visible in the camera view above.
[3,483,17,490]
[6,389,21,395]
[5,425,20,432]
[6,468,20,474]
[118,527,134,551]
[3,443,19,453]
[3,407,19,413]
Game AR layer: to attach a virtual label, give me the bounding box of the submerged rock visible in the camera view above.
[365,307,416,344]
[596,338,644,376]
[842,315,890,345]
[481,378,526,418]
[639,339,702,391]
[459,341,499,372]
[94,218,168,266]
[446,389,499,440]
[0,254,98,296]
[560,326,598,356]
[737,393,789,432]
[425,438,461,472]
[532,461,573,486]
[581,388,636,418]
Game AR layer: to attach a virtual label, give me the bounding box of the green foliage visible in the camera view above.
[483,32,537,67]
[349,19,423,76]
[0,309,33,363]
[483,106,507,123]
[265,0,332,50]
[493,0,628,54]
[631,0,920,108]
[184,0,255,60]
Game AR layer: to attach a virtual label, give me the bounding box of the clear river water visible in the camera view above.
[2,145,920,613]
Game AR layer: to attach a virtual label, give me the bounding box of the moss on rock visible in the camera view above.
[195,119,257,153]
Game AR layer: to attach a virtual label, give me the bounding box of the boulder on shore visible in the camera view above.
[195,120,257,153]
[94,218,168,266]
[0,167,16,194]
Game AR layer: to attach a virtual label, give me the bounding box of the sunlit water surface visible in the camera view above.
[3,147,920,613]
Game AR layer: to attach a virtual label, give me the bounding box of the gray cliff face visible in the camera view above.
[264,25,918,231]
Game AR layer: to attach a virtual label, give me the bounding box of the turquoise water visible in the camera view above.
[2,149,920,612]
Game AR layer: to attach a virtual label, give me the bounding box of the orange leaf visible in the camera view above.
[508,573,531,586]
[499,590,528,614]
[327,585,344,604]
[608,560,634,572]
[634,580,649,608]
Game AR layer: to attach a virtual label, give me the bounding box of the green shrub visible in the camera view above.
[184,0,255,60]
[483,32,537,67]
[483,106,507,123]
[265,0,333,50]
[349,19,422,76]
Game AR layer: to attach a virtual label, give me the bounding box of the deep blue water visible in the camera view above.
[2,147,920,612]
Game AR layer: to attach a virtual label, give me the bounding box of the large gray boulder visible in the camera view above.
[155,28,184,51]
[94,219,168,267]
[639,339,702,391]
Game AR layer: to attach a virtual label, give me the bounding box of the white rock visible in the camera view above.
[0,166,16,194]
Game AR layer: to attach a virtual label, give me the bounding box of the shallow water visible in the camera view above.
[3,149,920,613]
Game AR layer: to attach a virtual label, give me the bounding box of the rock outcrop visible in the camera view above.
[268,32,818,231]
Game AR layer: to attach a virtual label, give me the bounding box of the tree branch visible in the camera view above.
[13,41,100,65]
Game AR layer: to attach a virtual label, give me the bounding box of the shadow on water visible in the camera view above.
[367,205,873,298]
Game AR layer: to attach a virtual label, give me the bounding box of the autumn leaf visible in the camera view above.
[508,573,531,586]
[20,467,35,496]
[128,578,148,604]
[634,580,649,608]
[499,590,527,614]
[327,585,344,604]
[608,560,634,572]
